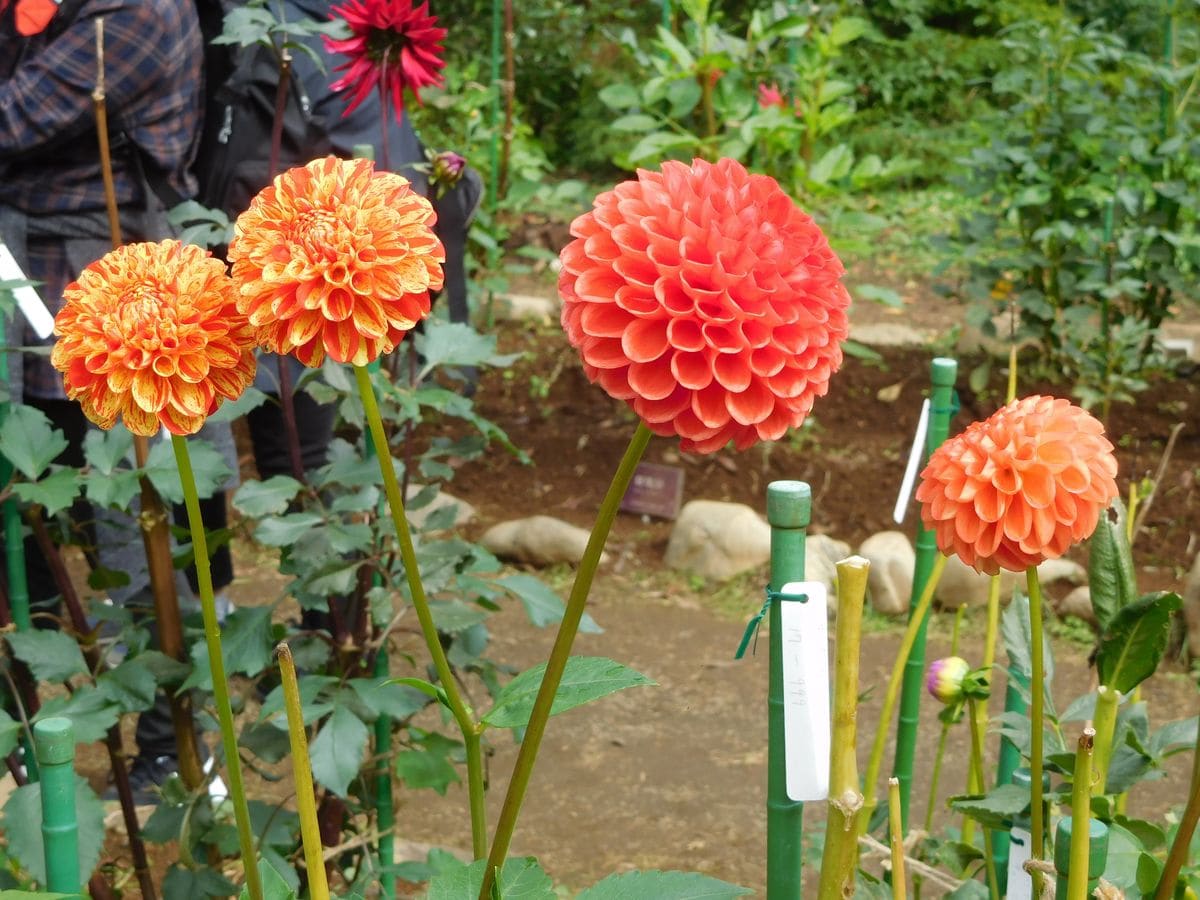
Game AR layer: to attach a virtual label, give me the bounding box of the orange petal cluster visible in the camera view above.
[228,156,445,367]
[51,241,256,436]
[916,395,1119,575]
[559,157,850,453]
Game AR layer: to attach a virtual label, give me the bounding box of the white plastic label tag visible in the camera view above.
[779,581,830,802]
[0,242,54,340]
[1006,826,1032,900]
[893,398,930,524]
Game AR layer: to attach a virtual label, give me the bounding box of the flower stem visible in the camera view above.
[1065,728,1097,900]
[1026,566,1047,897]
[862,553,949,830]
[889,778,907,900]
[171,434,262,900]
[817,557,869,900]
[276,642,329,900]
[967,697,1000,899]
[1155,708,1200,900]
[352,365,485,857]
[1090,686,1120,797]
[479,422,652,900]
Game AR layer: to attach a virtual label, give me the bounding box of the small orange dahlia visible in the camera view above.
[228,156,445,368]
[51,240,256,437]
[916,395,1119,575]
[559,157,850,454]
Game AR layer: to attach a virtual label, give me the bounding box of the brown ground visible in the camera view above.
[76,301,1200,896]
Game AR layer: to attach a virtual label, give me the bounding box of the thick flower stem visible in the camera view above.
[1065,728,1096,900]
[171,434,262,900]
[1155,710,1200,900]
[1026,567,1047,897]
[818,557,869,900]
[863,553,949,830]
[967,697,1000,899]
[277,642,329,900]
[1090,686,1120,797]
[889,778,907,900]
[479,422,653,900]
[353,365,485,854]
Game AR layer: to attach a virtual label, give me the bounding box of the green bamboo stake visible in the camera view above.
[765,480,810,899]
[660,0,671,31]
[892,357,957,827]
[1056,817,1107,899]
[172,434,263,900]
[992,671,1029,893]
[34,717,79,895]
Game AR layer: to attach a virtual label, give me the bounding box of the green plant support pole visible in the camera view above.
[35,717,79,896]
[660,0,671,30]
[766,480,810,899]
[1055,818,1107,898]
[992,670,1029,893]
[892,358,957,827]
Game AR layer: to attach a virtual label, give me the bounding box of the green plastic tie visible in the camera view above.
[735,586,809,660]
[930,390,961,418]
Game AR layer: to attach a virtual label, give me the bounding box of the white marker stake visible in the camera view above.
[893,398,930,524]
[0,242,55,340]
[779,581,830,802]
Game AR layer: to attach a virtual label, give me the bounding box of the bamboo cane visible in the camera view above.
[35,717,80,896]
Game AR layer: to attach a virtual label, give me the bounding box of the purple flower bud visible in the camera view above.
[432,150,466,186]
[927,656,970,705]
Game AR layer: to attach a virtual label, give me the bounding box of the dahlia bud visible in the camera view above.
[927,656,970,705]
[431,151,466,193]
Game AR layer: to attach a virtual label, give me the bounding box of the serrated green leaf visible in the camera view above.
[597,83,640,110]
[34,686,120,743]
[425,857,555,900]
[82,428,133,475]
[2,776,106,885]
[483,657,655,729]
[0,405,67,479]
[233,476,304,517]
[255,512,325,547]
[84,468,141,509]
[0,709,19,759]
[1088,499,1137,630]
[207,385,269,423]
[1149,715,1197,757]
[347,678,428,721]
[498,574,602,633]
[12,468,80,516]
[144,436,232,504]
[1097,592,1181,693]
[6,629,87,682]
[309,705,368,797]
[429,599,489,633]
[415,321,518,378]
[221,605,275,677]
[949,783,1030,830]
[239,857,296,900]
[165,864,238,898]
[577,870,753,899]
[394,747,460,796]
[96,658,158,713]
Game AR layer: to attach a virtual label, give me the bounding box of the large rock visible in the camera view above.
[937,555,1086,610]
[664,501,770,581]
[858,531,915,616]
[480,516,606,567]
[1056,585,1097,626]
[1184,552,1200,661]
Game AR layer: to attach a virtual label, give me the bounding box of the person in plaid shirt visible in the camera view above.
[0,0,228,800]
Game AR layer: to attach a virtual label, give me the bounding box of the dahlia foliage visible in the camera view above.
[228,155,445,368]
[916,395,1119,575]
[52,240,256,436]
[325,0,447,122]
[558,157,850,454]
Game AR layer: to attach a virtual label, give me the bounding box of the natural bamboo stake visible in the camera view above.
[1027,567,1047,896]
[889,778,907,900]
[1065,728,1096,900]
[818,556,869,899]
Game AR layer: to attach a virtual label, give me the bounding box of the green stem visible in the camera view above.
[352,365,485,857]
[1066,728,1096,900]
[862,553,949,831]
[923,724,951,835]
[277,643,329,900]
[1155,705,1200,900]
[1090,686,1120,797]
[480,422,652,900]
[373,648,395,899]
[967,697,1000,899]
[171,434,262,900]
[465,731,487,860]
[889,777,907,900]
[1027,567,1047,897]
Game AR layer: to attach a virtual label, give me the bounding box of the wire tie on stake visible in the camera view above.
[735,586,808,660]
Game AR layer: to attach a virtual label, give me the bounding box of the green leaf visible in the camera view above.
[828,16,868,46]
[498,574,602,633]
[425,856,555,900]
[240,857,297,900]
[233,476,304,517]
[0,710,20,759]
[164,865,239,898]
[309,705,369,797]
[257,674,338,725]
[808,144,854,185]
[415,321,518,378]
[483,657,655,729]
[429,599,490,634]
[665,78,703,118]
[1101,822,1148,894]
[0,405,67,479]
[655,26,696,69]
[1088,499,1137,629]
[2,776,106,885]
[82,428,133,475]
[394,747,460,796]
[13,468,81,516]
[255,512,325,547]
[84,468,141,510]
[949,784,1029,830]
[207,385,268,423]
[1149,715,1198,757]
[611,114,658,133]
[6,630,87,682]
[854,284,903,309]
[840,339,883,362]
[221,605,277,677]
[598,83,640,110]
[144,437,232,504]
[577,870,753,899]
[34,686,120,743]
[347,678,428,721]
[1096,592,1181,693]
[96,658,158,713]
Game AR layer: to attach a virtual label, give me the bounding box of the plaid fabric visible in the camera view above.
[0,0,203,398]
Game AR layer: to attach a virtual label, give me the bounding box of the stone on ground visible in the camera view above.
[857,530,915,616]
[480,515,606,567]
[664,500,770,581]
[1056,585,1097,625]
[937,555,1085,609]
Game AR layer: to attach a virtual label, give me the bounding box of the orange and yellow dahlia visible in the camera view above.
[559,157,850,454]
[228,156,445,368]
[51,240,256,436]
[916,395,1119,575]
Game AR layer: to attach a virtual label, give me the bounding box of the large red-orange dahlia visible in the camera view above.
[325,0,446,122]
[228,156,445,367]
[51,241,256,437]
[559,157,850,453]
[916,395,1119,575]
